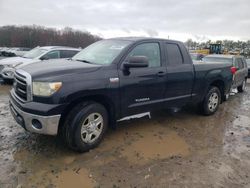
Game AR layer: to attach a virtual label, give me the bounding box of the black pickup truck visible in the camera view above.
[9,37,233,152]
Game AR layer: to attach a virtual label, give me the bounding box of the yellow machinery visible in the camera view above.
[192,43,222,55]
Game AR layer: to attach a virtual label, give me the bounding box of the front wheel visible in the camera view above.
[62,102,108,152]
[202,86,221,115]
[237,79,247,93]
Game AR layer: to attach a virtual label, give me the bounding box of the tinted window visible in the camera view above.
[235,58,244,69]
[127,43,161,67]
[43,50,60,59]
[242,58,247,68]
[166,43,183,65]
[60,50,79,58]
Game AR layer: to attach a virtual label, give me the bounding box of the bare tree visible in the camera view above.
[0,25,102,48]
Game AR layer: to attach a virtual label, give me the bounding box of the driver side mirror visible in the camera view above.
[40,56,49,61]
[123,56,149,69]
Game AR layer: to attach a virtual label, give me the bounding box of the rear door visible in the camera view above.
[164,43,195,107]
[119,42,167,116]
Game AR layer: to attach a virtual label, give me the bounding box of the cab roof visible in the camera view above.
[107,37,181,44]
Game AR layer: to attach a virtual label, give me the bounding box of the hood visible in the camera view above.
[0,56,33,65]
[20,59,101,79]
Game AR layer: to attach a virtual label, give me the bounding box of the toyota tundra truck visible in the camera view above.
[9,37,233,152]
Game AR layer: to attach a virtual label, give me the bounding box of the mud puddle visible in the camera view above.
[0,82,250,187]
[0,85,11,95]
[119,123,190,164]
[224,115,250,160]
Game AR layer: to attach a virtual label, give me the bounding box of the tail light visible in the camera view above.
[231,67,237,75]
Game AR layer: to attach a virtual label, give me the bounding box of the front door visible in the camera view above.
[118,42,167,116]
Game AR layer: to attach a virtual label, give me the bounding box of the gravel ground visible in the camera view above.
[0,80,250,188]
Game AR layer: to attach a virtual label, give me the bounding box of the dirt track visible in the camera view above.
[0,81,250,188]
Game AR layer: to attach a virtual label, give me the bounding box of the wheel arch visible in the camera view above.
[209,79,225,102]
[59,95,117,131]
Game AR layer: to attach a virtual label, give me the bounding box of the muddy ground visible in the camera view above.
[0,80,250,188]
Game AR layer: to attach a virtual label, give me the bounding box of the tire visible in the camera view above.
[61,102,108,152]
[237,79,246,93]
[202,86,221,116]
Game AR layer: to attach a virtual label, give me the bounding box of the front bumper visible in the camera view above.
[1,67,15,80]
[9,95,61,136]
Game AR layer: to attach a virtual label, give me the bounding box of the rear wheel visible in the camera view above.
[61,102,108,152]
[237,79,246,93]
[202,86,221,115]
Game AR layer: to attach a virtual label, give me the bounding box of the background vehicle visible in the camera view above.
[247,59,250,78]
[203,55,248,92]
[0,46,80,82]
[9,38,233,152]
[0,47,10,56]
[190,53,205,61]
[10,47,31,57]
[0,47,31,57]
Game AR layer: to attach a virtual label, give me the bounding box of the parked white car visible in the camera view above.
[0,46,80,82]
[10,47,31,57]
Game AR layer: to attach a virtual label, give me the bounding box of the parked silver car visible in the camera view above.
[203,55,248,92]
[0,46,80,82]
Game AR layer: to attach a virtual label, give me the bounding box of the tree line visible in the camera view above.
[185,38,250,55]
[0,25,102,48]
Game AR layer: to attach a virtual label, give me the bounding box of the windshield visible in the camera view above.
[203,57,232,64]
[246,59,250,67]
[23,48,47,59]
[72,40,132,65]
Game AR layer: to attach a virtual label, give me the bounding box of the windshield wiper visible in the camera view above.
[74,59,94,64]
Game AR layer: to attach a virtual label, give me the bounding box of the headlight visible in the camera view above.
[32,82,62,96]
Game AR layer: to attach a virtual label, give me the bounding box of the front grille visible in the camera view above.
[13,70,32,102]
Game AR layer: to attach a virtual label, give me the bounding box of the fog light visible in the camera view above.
[32,119,42,130]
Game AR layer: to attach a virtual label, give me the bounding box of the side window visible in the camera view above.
[241,58,247,68]
[236,58,243,69]
[60,50,79,58]
[234,59,239,69]
[127,43,161,67]
[43,50,60,59]
[165,43,183,66]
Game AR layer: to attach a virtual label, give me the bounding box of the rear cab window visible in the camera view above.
[165,43,183,66]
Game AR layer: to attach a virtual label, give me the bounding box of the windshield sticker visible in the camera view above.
[109,45,126,50]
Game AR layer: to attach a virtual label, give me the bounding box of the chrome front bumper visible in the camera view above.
[9,99,61,135]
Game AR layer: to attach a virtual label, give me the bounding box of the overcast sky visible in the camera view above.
[0,0,249,41]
